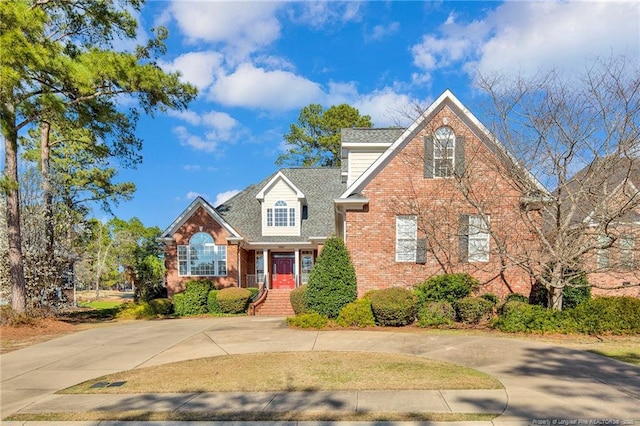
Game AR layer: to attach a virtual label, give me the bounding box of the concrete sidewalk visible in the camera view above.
[2,316,640,425]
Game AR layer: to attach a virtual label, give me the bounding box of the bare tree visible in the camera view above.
[475,56,640,309]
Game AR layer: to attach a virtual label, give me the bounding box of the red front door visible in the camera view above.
[272,256,295,289]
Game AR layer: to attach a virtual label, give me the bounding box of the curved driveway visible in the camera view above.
[2,316,639,423]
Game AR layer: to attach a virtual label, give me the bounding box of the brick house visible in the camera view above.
[159,90,550,314]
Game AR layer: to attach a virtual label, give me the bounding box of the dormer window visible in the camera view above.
[267,200,295,227]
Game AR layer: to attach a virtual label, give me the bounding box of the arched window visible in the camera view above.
[177,232,227,276]
[434,126,455,177]
[267,200,296,227]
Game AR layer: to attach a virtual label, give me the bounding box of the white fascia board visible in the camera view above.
[242,241,319,250]
[160,196,242,239]
[256,171,305,201]
[340,89,549,199]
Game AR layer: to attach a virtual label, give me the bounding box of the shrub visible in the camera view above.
[454,297,494,324]
[217,287,251,314]
[247,287,259,301]
[286,312,328,329]
[481,293,499,305]
[505,293,528,303]
[530,266,591,309]
[117,302,155,319]
[182,280,213,315]
[336,299,376,328]
[148,298,173,315]
[417,301,456,327]
[290,285,308,315]
[173,292,185,316]
[369,287,417,327]
[414,273,479,306]
[305,236,357,318]
[570,297,640,335]
[207,290,221,314]
[493,301,577,334]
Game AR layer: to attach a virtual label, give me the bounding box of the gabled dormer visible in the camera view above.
[256,171,305,236]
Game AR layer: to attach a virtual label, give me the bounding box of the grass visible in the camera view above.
[7,411,498,422]
[78,300,125,310]
[61,351,502,394]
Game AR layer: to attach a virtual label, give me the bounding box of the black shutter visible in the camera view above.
[455,136,465,177]
[459,215,469,262]
[416,238,427,264]
[424,136,434,178]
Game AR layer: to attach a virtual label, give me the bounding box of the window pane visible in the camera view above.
[396,216,417,262]
[434,126,455,178]
[468,215,490,262]
[178,246,188,276]
[267,209,273,226]
[620,235,634,269]
[274,207,288,226]
[289,208,295,226]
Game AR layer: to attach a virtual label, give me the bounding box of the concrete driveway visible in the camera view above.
[1,316,639,424]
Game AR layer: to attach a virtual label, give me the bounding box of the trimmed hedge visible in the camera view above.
[454,297,494,324]
[182,280,213,315]
[286,312,328,329]
[414,273,479,306]
[173,292,185,316]
[417,301,456,327]
[481,293,499,305]
[369,287,417,327]
[217,287,251,314]
[290,285,308,315]
[207,290,221,314]
[336,299,376,328]
[570,297,640,335]
[505,293,528,303]
[493,301,577,334]
[305,236,357,318]
[116,302,155,319]
[149,298,173,315]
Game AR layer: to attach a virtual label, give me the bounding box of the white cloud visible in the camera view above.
[367,22,400,42]
[159,51,224,90]
[186,191,207,200]
[183,164,201,171]
[210,63,323,110]
[173,126,219,153]
[353,89,416,127]
[166,110,201,126]
[166,1,282,58]
[290,1,362,29]
[214,190,241,207]
[411,1,639,81]
[170,110,241,153]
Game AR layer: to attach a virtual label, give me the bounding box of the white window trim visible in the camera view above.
[178,233,227,277]
[434,126,455,178]
[396,215,417,262]
[467,215,490,263]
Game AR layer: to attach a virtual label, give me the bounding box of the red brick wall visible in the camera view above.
[165,206,239,297]
[345,106,538,299]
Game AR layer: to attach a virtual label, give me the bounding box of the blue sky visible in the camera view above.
[90,1,639,229]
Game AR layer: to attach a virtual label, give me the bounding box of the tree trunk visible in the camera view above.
[40,121,54,263]
[548,285,564,311]
[4,119,27,313]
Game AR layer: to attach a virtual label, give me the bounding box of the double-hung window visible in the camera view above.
[620,234,635,269]
[434,127,455,178]
[460,215,490,263]
[396,215,417,262]
[177,232,227,276]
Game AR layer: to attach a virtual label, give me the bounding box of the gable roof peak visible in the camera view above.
[256,170,305,201]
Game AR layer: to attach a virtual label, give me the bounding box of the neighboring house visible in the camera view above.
[159,90,551,314]
[557,157,640,297]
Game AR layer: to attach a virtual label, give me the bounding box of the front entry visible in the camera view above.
[272,254,295,289]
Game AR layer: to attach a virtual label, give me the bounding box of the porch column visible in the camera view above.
[262,248,269,290]
[294,249,300,287]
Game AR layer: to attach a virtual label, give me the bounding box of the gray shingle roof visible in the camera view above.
[216,168,346,242]
[341,127,405,144]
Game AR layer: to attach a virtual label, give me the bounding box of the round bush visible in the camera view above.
[290,285,308,315]
[481,293,499,305]
[493,302,577,334]
[286,312,328,329]
[116,302,155,319]
[217,287,251,314]
[207,290,220,314]
[182,280,213,315]
[454,297,494,324]
[414,273,479,306]
[336,299,376,328]
[149,298,173,315]
[369,287,417,327]
[505,293,528,303]
[417,301,456,327]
